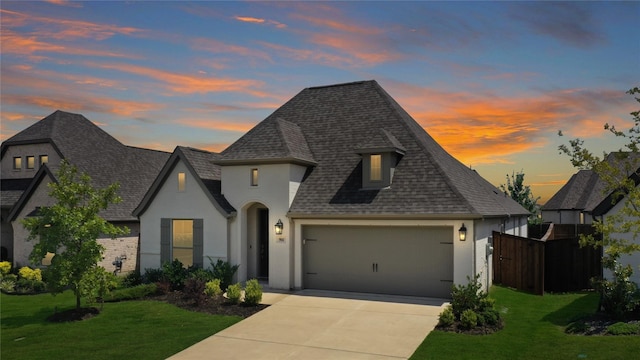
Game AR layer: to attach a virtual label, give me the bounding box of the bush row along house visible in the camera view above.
[1,80,530,298]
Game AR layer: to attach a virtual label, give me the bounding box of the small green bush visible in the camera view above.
[188,267,213,282]
[0,261,11,276]
[204,279,222,298]
[80,267,118,307]
[162,259,189,291]
[438,305,455,327]
[103,283,158,302]
[226,283,242,304]
[460,309,478,329]
[451,274,486,318]
[593,262,640,319]
[183,278,207,306]
[244,279,263,306]
[209,258,239,291]
[607,322,640,335]
[479,308,500,326]
[143,268,164,284]
[1,279,16,292]
[122,270,143,287]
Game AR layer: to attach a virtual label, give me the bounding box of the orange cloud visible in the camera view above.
[234,15,286,28]
[258,41,357,67]
[86,62,268,97]
[177,119,255,133]
[191,38,272,63]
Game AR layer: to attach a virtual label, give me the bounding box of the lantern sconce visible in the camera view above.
[274,219,284,235]
[459,223,467,241]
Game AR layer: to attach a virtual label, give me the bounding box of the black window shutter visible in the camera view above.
[193,219,204,268]
[160,218,171,264]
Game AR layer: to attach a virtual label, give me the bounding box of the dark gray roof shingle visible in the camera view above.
[3,110,170,221]
[220,80,529,217]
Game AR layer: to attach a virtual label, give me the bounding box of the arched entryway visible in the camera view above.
[246,203,269,280]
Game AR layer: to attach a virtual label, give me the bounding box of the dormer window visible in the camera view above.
[26,156,35,169]
[13,157,21,170]
[356,129,406,189]
[370,154,382,181]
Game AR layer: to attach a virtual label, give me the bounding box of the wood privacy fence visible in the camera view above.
[492,225,602,295]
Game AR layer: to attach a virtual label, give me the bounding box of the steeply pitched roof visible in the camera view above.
[1,178,32,209]
[3,110,170,221]
[219,118,316,166]
[220,80,529,218]
[134,146,235,217]
[543,152,640,213]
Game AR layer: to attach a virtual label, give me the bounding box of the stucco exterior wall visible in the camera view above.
[603,192,640,285]
[221,163,307,290]
[1,143,60,179]
[139,160,229,272]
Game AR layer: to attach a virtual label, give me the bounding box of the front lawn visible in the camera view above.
[1,291,242,360]
[411,286,640,360]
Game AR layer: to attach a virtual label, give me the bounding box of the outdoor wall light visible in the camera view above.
[274,219,283,235]
[459,223,467,241]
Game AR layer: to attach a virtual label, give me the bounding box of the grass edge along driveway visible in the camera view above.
[1,291,242,360]
[411,286,640,360]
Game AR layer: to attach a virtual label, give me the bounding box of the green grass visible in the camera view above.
[1,291,242,360]
[411,286,640,360]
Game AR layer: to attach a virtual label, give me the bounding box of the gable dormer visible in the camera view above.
[356,129,405,189]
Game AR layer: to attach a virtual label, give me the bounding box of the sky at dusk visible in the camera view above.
[1,1,639,203]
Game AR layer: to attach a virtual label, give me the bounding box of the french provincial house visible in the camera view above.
[542,152,640,284]
[135,80,530,298]
[0,111,170,273]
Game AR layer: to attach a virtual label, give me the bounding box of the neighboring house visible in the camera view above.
[136,80,530,298]
[542,152,640,284]
[0,110,170,272]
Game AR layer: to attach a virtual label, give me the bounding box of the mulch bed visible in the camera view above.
[566,312,640,336]
[436,321,504,335]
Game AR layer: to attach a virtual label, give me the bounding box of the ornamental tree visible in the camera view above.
[500,170,541,224]
[22,160,128,309]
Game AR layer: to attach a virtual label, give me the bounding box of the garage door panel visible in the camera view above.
[302,225,453,298]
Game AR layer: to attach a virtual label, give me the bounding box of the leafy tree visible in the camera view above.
[22,161,128,309]
[559,87,640,316]
[500,170,541,224]
[558,87,640,263]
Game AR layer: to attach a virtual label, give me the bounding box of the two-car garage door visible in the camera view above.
[302,225,454,298]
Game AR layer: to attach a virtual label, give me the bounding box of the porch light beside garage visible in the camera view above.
[459,223,467,241]
[275,219,283,235]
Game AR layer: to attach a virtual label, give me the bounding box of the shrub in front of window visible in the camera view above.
[162,259,189,291]
[226,283,242,304]
[209,258,240,291]
[183,278,207,306]
[244,279,263,306]
[204,279,222,298]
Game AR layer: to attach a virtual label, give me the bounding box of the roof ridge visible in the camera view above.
[307,80,374,91]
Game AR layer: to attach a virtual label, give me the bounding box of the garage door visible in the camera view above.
[302,225,453,298]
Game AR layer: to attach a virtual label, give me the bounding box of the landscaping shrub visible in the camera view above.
[460,309,478,329]
[244,279,262,306]
[162,259,189,291]
[0,261,11,276]
[438,305,455,327]
[607,321,640,335]
[188,267,213,282]
[103,283,158,302]
[204,279,223,298]
[183,278,208,306]
[451,274,485,318]
[143,268,164,284]
[226,283,242,304]
[18,266,42,282]
[209,258,239,291]
[1,278,16,293]
[122,270,143,287]
[592,262,640,320]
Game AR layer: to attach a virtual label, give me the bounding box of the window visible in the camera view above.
[251,168,259,186]
[370,154,382,181]
[26,156,35,169]
[39,155,48,166]
[13,157,22,170]
[172,219,193,267]
[178,172,186,192]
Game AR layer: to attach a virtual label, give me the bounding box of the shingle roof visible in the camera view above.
[543,152,640,213]
[0,178,32,208]
[134,146,235,217]
[3,110,170,221]
[220,80,529,218]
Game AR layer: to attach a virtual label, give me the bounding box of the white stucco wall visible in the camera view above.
[139,160,230,272]
[221,163,307,290]
[1,143,60,179]
[602,192,640,285]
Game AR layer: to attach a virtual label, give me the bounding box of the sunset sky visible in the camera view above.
[1,1,638,203]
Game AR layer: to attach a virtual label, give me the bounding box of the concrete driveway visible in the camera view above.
[168,289,448,360]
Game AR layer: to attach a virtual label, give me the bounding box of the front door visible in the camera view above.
[257,208,269,279]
